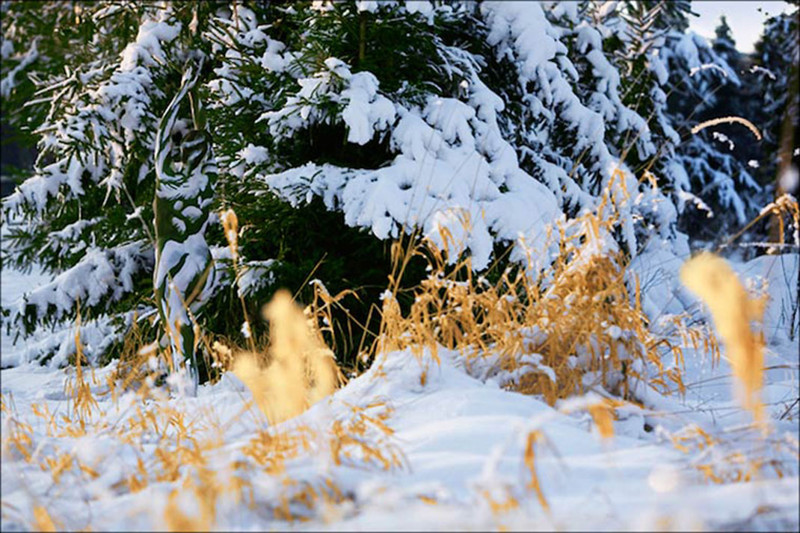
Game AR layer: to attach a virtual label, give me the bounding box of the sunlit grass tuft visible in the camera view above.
[228,289,342,425]
[368,171,702,406]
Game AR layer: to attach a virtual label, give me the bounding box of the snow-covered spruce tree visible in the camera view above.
[591,1,761,241]
[1,1,749,373]
[1,2,225,371]
[212,0,688,336]
[660,25,763,240]
[752,4,800,195]
[706,15,763,168]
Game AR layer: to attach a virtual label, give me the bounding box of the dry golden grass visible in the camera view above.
[31,506,58,532]
[228,289,342,425]
[587,399,618,440]
[110,313,156,393]
[722,193,800,252]
[0,409,34,462]
[482,488,520,517]
[523,430,549,511]
[4,272,400,529]
[680,253,766,424]
[366,172,698,406]
[163,468,219,532]
[64,302,100,428]
[221,207,257,355]
[329,401,405,471]
[691,116,762,140]
[670,424,796,484]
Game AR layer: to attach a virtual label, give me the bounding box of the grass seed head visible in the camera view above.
[680,252,766,425]
[232,289,342,424]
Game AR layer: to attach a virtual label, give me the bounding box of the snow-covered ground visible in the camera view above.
[1,251,798,531]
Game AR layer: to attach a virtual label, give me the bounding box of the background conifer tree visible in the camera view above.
[752,4,799,192]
